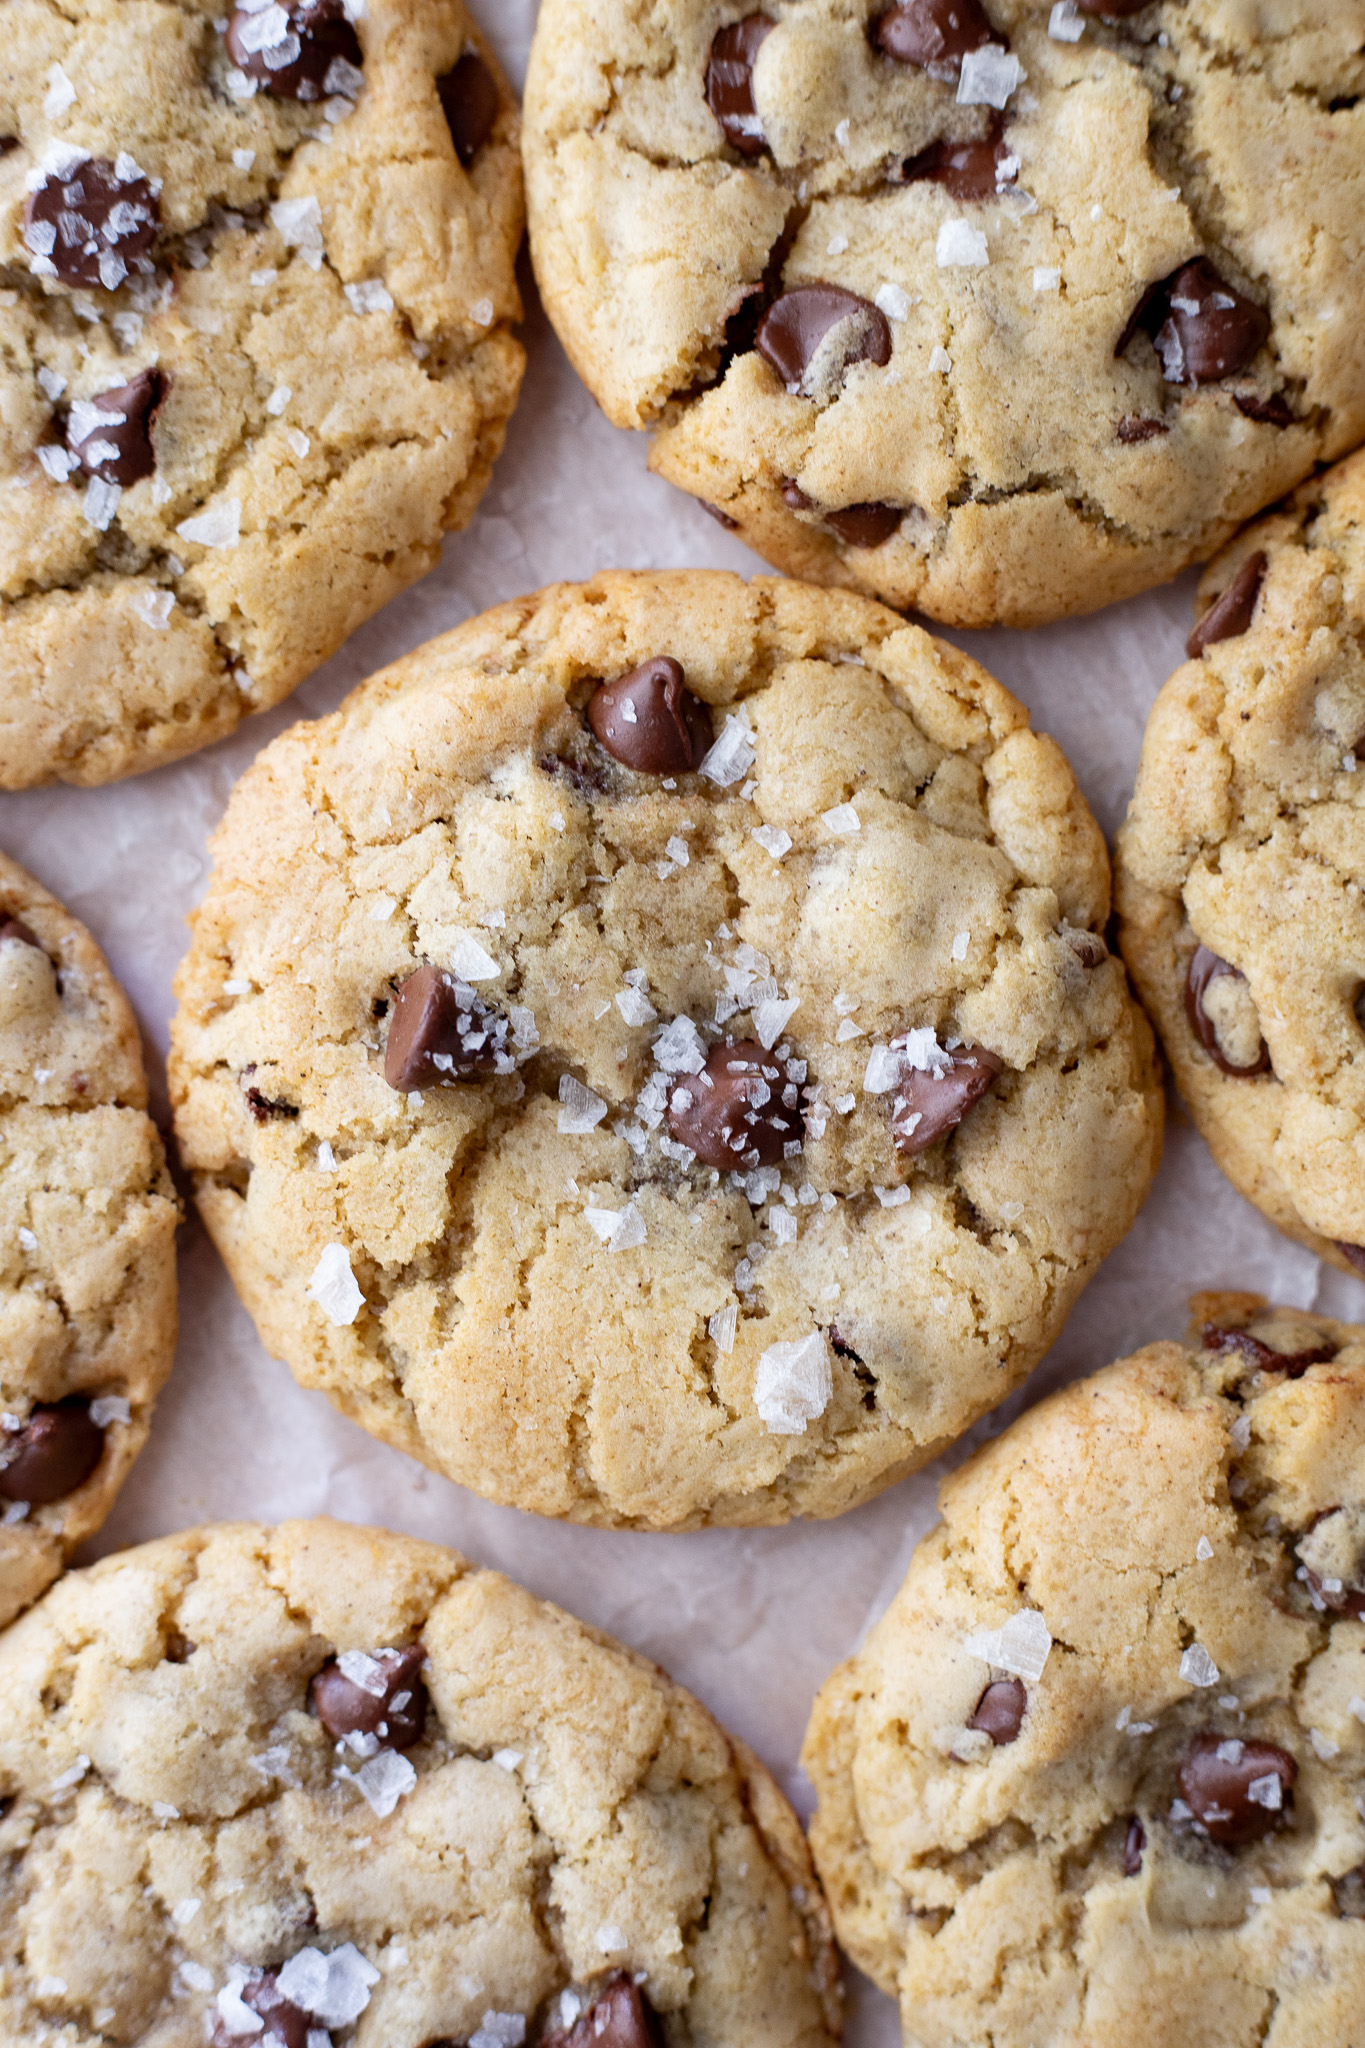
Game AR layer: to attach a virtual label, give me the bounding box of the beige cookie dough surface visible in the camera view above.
[169,569,1161,1531]
[0,0,524,789]
[802,1293,1365,2048]
[0,850,178,1627]
[0,1516,841,2047]
[1116,446,1365,1281]
[523,0,1365,629]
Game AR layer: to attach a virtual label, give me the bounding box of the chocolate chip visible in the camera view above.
[25,155,160,291]
[587,657,712,774]
[1122,1816,1146,1875]
[66,369,165,487]
[0,1401,104,1505]
[0,916,41,950]
[1336,1241,1365,1276]
[781,480,813,512]
[1178,1733,1296,1846]
[542,1976,663,2048]
[210,1972,310,2048]
[1186,552,1266,657]
[824,502,903,548]
[1118,258,1269,387]
[437,49,499,168]
[700,502,739,530]
[225,0,361,104]
[706,16,776,157]
[1201,1322,1335,1380]
[891,1041,1002,1154]
[1116,414,1168,443]
[666,1040,804,1169]
[756,284,892,397]
[897,122,1013,201]
[1234,391,1296,427]
[0,137,19,156]
[873,0,1005,77]
[968,1677,1025,1745]
[241,1067,301,1123]
[310,1643,427,1750]
[1184,945,1270,1076]
[1062,927,1108,968]
[383,965,510,1092]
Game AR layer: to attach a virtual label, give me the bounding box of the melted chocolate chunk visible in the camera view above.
[1062,927,1108,969]
[1122,1816,1146,1876]
[383,966,510,1092]
[898,123,1013,201]
[781,480,813,512]
[542,1976,663,2048]
[225,0,361,103]
[66,369,165,487]
[1186,552,1266,658]
[1118,258,1269,387]
[891,1041,1002,1154]
[705,16,776,157]
[587,658,712,774]
[438,49,499,167]
[756,284,892,396]
[1184,945,1270,1076]
[0,1401,104,1505]
[824,502,902,548]
[1234,391,1296,427]
[666,1040,804,1169]
[0,916,41,949]
[968,1677,1025,1745]
[1336,1241,1365,1276]
[873,0,1004,77]
[310,1643,428,1749]
[1116,414,1168,443]
[1296,1507,1365,1617]
[1178,1733,1296,1847]
[25,155,159,290]
[1202,1322,1336,1380]
[210,1972,310,2048]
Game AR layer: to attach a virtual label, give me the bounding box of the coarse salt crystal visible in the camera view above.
[1247,1772,1282,1811]
[89,1395,130,1427]
[754,1332,832,1435]
[699,712,756,787]
[1033,265,1061,294]
[152,1801,179,1820]
[937,220,989,270]
[709,1304,737,1353]
[284,426,310,458]
[754,994,799,1050]
[43,63,77,119]
[652,1014,707,1074]
[615,986,657,1027]
[835,1018,863,1042]
[84,477,122,531]
[1048,1,1084,40]
[1309,1728,1339,1760]
[1348,1695,1365,1725]
[172,1898,201,1926]
[874,1185,912,1206]
[344,279,394,315]
[1196,1536,1214,1562]
[36,444,79,483]
[874,282,910,323]
[37,367,66,401]
[316,1141,336,1172]
[963,1607,1051,1682]
[233,147,257,171]
[1249,1886,1272,1907]
[822,802,860,835]
[1229,1414,1251,1452]
[50,1754,90,1793]
[928,343,952,373]
[131,587,175,630]
[470,297,495,327]
[951,930,969,962]
[752,824,792,860]
[1179,1643,1219,1688]
[957,47,1025,109]
[266,385,291,415]
[834,118,850,148]
[557,1074,608,1135]
[862,1044,903,1093]
[491,1747,523,1772]
[307,1243,364,1326]
[470,2015,526,2048]
[278,1944,379,2026]
[827,232,848,256]
[450,934,499,981]
[341,1749,416,1820]
[17,1226,38,1252]
[176,498,241,549]
[834,1092,855,1114]
[35,1975,69,2000]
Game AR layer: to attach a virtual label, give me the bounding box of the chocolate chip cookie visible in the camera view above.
[523,1,1365,629]
[803,1291,1365,2048]
[0,1517,841,2046]
[168,569,1161,1530]
[1116,447,1365,1283]
[1,0,523,788]
[0,850,178,1626]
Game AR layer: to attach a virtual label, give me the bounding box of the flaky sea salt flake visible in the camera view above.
[131,587,175,630]
[344,279,394,315]
[1196,1536,1214,1562]
[1179,1643,1219,1688]
[89,1395,130,1427]
[307,1243,364,1326]
[450,934,499,981]
[1247,1772,1283,1812]
[822,802,860,835]
[699,712,756,787]
[752,824,792,860]
[754,1331,832,1435]
[874,282,910,323]
[929,343,952,373]
[754,994,799,1050]
[176,498,241,549]
[963,1607,1051,1682]
[952,930,969,961]
[874,1185,912,1207]
[708,1304,737,1354]
[84,478,122,531]
[957,47,1025,108]
[653,1014,707,1073]
[470,2016,526,2048]
[596,1925,627,1954]
[557,1074,608,1135]
[43,64,77,118]
[1049,0,1084,40]
[937,220,989,269]
[615,986,657,1027]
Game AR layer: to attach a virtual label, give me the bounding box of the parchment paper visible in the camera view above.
[1,8,1360,2039]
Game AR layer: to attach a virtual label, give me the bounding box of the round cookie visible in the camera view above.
[1116,447,1365,1282]
[0,851,179,1626]
[523,0,1365,629]
[802,1291,1365,2048]
[0,1516,842,2047]
[169,568,1162,1530]
[0,0,523,789]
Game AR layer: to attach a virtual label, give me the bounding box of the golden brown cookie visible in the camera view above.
[1116,447,1365,1282]
[1,0,523,787]
[0,849,179,1626]
[804,1292,1365,2048]
[169,569,1162,1530]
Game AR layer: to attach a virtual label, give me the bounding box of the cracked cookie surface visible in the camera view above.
[0,850,178,1628]
[168,569,1162,1531]
[0,0,523,788]
[802,1292,1365,2048]
[523,0,1365,629]
[1116,447,1365,1282]
[0,1516,841,2046]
